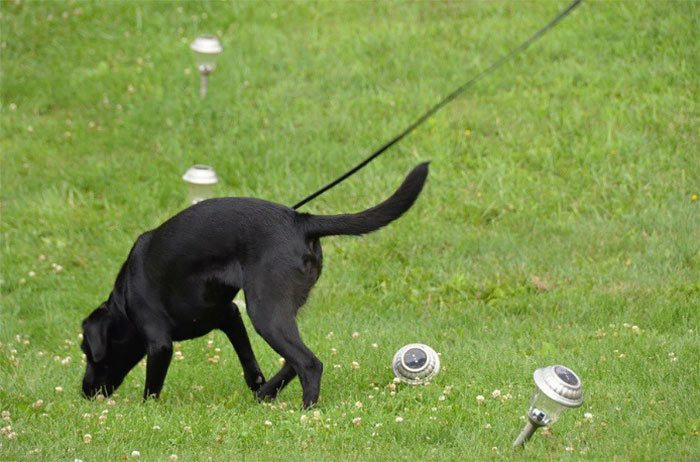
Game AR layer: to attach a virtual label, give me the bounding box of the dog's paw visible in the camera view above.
[245,371,266,392]
[256,385,279,402]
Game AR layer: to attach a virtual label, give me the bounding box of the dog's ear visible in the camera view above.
[83,309,111,363]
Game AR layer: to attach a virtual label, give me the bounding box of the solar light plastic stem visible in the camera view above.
[200,72,209,99]
[513,419,540,448]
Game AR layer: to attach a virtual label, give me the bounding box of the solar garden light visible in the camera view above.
[190,35,223,98]
[182,165,218,204]
[513,365,583,448]
[392,344,440,385]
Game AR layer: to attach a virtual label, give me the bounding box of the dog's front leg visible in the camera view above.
[143,338,173,400]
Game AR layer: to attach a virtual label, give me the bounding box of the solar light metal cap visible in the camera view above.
[182,165,218,185]
[533,365,583,408]
[190,35,223,56]
[392,343,440,385]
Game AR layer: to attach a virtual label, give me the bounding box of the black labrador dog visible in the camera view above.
[81,163,428,407]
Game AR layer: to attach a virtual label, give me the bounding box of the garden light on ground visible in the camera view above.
[190,35,223,98]
[392,344,440,385]
[182,165,218,204]
[513,365,583,448]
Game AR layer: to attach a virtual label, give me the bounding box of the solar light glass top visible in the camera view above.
[190,35,223,74]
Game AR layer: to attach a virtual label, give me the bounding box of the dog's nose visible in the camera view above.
[82,377,100,399]
[82,386,96,399]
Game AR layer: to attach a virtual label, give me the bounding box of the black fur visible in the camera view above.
[80,162,428,407]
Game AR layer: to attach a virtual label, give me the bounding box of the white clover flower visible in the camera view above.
[491,389,501,399]
[330,348,337,355]
[371,343,378,349]
[584,412,593,422]
[352,332,360,339]
[169,455,178,461]
[264,420,272,426]
[352,417,361,426]
[395,416,403,423]
[355,401,363,409]
[278,357,286,366]
[300,414,308,423]
[131,450,140,458]
[83,434,92,444]
[351,361,360,369]
[476,395,485,404]
[32,399,44,408]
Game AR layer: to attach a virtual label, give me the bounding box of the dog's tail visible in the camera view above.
[298,162,429,238]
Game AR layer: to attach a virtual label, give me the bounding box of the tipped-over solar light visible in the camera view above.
[182,165,218,204]
[392,344,440,385]
[513,365,583,448]
[190,35,223,98]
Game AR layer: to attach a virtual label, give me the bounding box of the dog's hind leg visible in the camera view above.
[246,301,323,408]
[256,363,296,402]
[219,302,266,392]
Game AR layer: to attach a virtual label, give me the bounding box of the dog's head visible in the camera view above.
[80,304,145,398]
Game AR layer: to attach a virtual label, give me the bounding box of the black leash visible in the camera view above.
[292,0,584,210]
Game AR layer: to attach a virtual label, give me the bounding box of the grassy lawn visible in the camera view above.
[1,0,698,460]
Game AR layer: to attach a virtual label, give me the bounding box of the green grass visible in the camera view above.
[1,0,699,460]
